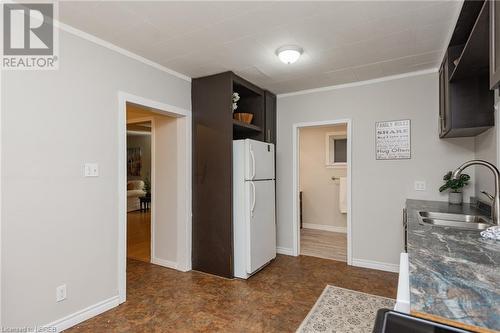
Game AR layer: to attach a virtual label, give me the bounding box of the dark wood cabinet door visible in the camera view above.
[192,72,234,278]
[490,0,500,89]
[439,56,451,137]
[264,91,276,144]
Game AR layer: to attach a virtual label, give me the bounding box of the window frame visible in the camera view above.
[325,132,347,168]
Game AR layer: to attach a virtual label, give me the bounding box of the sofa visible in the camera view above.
[127,180,146,212]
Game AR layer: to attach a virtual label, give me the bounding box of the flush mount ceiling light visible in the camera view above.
[276,45,303,64]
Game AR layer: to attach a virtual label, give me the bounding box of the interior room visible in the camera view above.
[126,121,152,262]
[2,1,499,333]
[299,124,348,262]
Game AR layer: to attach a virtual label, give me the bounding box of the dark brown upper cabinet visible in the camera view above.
[264,91,277,144]
[490,0,500,88]
[191,72,276,279]
[439,0,494,138]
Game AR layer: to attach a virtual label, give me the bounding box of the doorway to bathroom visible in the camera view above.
[294,120,351,263]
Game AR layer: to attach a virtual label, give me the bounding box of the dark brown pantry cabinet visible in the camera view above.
[191,72,276,278]
[490,0,500,88]
[438,0,494,138]
[264,91,277,144]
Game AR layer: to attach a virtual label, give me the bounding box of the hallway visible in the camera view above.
[127,211,151,263]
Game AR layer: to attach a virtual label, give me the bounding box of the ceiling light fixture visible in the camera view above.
[276,45,303,64]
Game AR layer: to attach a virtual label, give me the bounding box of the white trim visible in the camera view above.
[395,253,410,314]
[118,92,192,304]
[0,51,3,328]
[176,115,193,272]
[302,223,347,233]
[123,92,190,118]
[352,258,399,273]
[47,296,119,332]
[276,247,294,256]
[151,257,178,270]
[55,22,191,83]
[278,68,437,98]
[293,119,352,264]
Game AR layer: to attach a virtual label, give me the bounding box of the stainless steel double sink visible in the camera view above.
[417,211,494,230]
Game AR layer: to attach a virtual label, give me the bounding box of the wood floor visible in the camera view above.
[300,228,347,262]
[127,210,151,263]
[67,255,397,332]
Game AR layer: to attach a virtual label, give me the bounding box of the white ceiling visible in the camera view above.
[59,1,461,94]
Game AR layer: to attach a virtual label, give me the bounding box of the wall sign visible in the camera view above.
[376,119,411,160]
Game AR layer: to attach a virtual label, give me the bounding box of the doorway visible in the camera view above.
[293,119,352,264]
[118,92,192,303]
[126,119,152,263]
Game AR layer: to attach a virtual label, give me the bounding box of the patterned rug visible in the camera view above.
[297,285,395,333]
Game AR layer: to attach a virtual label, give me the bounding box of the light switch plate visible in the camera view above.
[56,284,67,302]
[414,180,426,191]
[84,163,99,177]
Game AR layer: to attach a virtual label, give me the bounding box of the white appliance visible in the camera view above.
[233,139,276,279]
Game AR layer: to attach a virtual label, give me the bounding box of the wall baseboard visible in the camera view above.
[352,258,399,273]
[302,223,347,233]
[47,295,119,332]
[276,246,294,256]
[151,257,178,270]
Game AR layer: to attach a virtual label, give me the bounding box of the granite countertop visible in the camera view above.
[406,199,500,332]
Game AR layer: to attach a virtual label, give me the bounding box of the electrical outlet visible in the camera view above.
[414,181,426,191]
[84,163,99,177]
[56,284,67,302]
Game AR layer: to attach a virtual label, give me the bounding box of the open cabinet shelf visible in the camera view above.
[233,119,262,133]
[449,1,489,81]
[232,74,265,140]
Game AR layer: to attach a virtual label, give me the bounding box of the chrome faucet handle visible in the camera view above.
[481,190,495,201]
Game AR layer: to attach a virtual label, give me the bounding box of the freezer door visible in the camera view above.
[246,180,276,274]
[245,139,275,180]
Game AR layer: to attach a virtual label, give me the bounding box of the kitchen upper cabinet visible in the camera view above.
[490,0,500,89]
[264,91,276,144]
[439,55,451,137]
[438,0,494,138]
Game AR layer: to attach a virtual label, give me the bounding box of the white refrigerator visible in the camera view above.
[233,139,276,279]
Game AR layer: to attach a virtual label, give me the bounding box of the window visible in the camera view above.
[326,133,347,168]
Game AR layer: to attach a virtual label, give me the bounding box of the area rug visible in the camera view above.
[296,285,395,333]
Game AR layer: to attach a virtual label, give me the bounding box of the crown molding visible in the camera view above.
[277,68,438,98]
[54,21,191,83]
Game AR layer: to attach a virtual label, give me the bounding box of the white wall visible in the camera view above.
[299,125,347,230]
[153,116,178,264]
[277,72,476,267]
[474,93,498,198]
[1,28,191,326]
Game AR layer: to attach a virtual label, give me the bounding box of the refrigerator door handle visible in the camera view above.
[249,146,256,180]
[250,181,256,217]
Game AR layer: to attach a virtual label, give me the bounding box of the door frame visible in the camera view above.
[292,119,352,265]
[118,91,192,304]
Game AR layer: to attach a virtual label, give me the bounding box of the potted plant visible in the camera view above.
[439,171,470,205]
[143,176,151,198]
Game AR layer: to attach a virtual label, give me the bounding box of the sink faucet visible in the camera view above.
[452,160,500,226]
